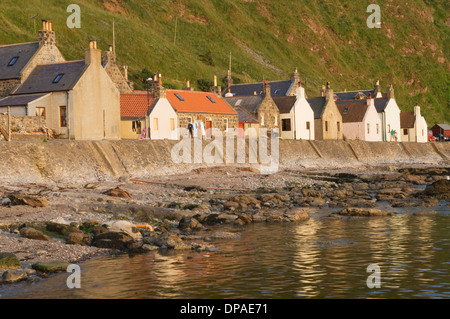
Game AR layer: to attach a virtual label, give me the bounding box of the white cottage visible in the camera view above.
[400,104,428,143]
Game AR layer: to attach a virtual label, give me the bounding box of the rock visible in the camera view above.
[184,186,207,192]
[420,198,439,207]
[32,261,70,273]
[0,252,21,269]
[283,208,310,222]
[92,231,134,250]
[141,244,159,252]
[46,222,80,236]
[230,195,260,206]
[301,188,322,198]
[413,210,437,216]
[223,201,240,211]
[103,187,131,199]
[19,227,53,241]
[422,180,450,200]
[337,208,394,217]
[65,232,92,246]
[200,214,228,226]
[108,221,142,239]
[7,194,48,207]
[178,216,204,232]
[2,269,27,283]
[145,233,190,250]
[191,243,217,252]
[234,214,252,225]
[91,225,109,236]
[252,212,266,223]
[217,213,238,223]
[204,231,241,242]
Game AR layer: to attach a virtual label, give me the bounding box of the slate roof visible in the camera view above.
[0,42,40,80]
[307,97,326,119]
[0,93,48,107]
[374,98,390,113]
[233,106,259,123]
[400,112,415,128]
[273,96,296,114]
[12,61,87,95]
[334,89,374,101]
[120,91,155,119]
[224,80,293,97]
[167,90,236,115]
[224,95,263,115]
[336,101,368,123]
[432,124,450,131]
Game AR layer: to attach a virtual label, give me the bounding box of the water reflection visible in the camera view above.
[1,214,449,299]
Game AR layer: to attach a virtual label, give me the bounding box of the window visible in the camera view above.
[261,114,265,126]
[8,56,19,66]
[376,124,379,134]
[132,120,142,134]
[282,119,291,131]
[59,106,67,127]
[403,128,408,135]
[274,89,281,95]
[174,93,184,101]
[422,129,424,137]
[170,118,175,131]
[224,118,229,132]
[337,122,340,132]
[206,96,216,103]
[343,108,348,114]
[325,121,328,132]
[153,118,159,130]
[306,121,310,130]
[53,73,64,83]
[35,107,46,119]
[367,123,370,134]
[274,115,278,126]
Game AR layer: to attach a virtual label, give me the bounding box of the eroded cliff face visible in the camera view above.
[0,139,448,186]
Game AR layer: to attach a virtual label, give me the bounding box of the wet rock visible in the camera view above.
[65,232,92,246]
[421,179,450,200]
[108,221,142,239]
[252,212,266,223]
[413,210,437,216]
[204,231,241,242]
[91,225,109,236]
[337,208,394,217]
[184,186,207,192]
[0,252,21,269]
[283,208,310,222]
[92,231,134,250]
[420,198,439,207]
[217,213,238,224]
[223,201,240,211]
[199,213,228,226]
[103,187,131,199]
[343,199,376,208]
[7,194,48,207]
[234,214,252,225]
[141,244,159,252]
[32,261,70,273]
[301,188,322,198]
[19,227,53,241]
[230,195,260,207]
[178,216,204,233]
[145,233,190,250]
[191,243,217,252]
[46,222,80,236]
[2,269,27,283]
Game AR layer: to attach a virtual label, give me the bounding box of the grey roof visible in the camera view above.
[224,95,263,115]
[334,89,374,101]
[0,42,40,80]
[224,80,293,97]
[233,106,259,123]
[273,96,296,114]
[433,124,450,130]
[307,97,326,119]
[0,93,48,107]
[13,61,87,95]
[374,98,389,113]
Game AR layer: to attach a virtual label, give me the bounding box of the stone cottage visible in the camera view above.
[307,83,343,140]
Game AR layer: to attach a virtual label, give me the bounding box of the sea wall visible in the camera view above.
[0,139,448,185]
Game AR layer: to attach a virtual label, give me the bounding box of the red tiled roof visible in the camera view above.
[120,91,154,118]
[166,89,236,114]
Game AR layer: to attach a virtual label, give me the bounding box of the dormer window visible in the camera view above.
[8,56,19,66]
[53,73,64,83]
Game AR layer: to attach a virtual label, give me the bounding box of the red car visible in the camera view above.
[428,130,436,142]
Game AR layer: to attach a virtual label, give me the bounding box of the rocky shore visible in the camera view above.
[1,165,449,285]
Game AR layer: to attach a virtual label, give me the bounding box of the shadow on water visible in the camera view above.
[1,211,449,299]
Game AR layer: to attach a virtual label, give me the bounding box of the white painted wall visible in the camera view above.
[363,99,382,141]
[293,86,314,140]
[149,98,178,140]
[383,98,401,142]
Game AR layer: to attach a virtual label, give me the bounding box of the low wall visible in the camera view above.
[0,114,45,133]
[0,139,448,185]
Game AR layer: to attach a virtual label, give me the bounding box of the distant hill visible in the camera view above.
[0,0,448,123]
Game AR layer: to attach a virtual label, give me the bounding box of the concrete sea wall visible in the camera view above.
[0,139,448,185]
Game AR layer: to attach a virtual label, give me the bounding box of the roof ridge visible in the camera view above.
[0,41,39,48]
[35,60,84,66]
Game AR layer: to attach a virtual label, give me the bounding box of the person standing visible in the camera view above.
[187,123,193,137]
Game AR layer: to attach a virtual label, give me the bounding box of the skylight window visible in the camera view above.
[174,93,184,101]
[274,89,281,95]
[206,96,216,103]
[343,108,348,114]
[53,73,64,83]
[8,56,19,66]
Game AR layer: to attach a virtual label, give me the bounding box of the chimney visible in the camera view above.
[414,103,421,117]
[296,81,305,98]
[388,83,395,100]
[123,65,128,81]
[210,75,222,96]
[183,80,193,91]
[325,82,334,101]
[291,67,300,84]
[373,80,382,98]
[320,84,326,97]
[155,74,166,99]
[85,40,101,66]
[225,69,233,89]
[38,20,56,46]
[262,80,271,97]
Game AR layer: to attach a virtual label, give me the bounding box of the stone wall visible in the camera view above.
[0,114,45,133]
[178,113,239,132]
[258,96,280,131]
[0,79,20,98]
[102,51,133,94]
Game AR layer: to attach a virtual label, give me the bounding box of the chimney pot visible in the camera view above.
[187,80,190,88]
[214,75,217,87]
[47,21,53,31]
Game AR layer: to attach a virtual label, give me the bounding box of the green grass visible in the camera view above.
[0,0,448,124]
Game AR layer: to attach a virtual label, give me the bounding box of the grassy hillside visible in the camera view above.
[0,0,448,124]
